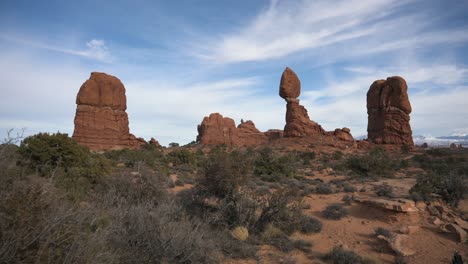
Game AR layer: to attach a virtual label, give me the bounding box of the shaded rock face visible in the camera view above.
[238,120,267,146]
[196,113,239,146]
[279,68,325,137]
[196,114,267,146]
[72,72,146,151]
[367,76,413,145]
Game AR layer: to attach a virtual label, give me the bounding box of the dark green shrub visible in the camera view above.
[175,179,184,186]
[322,204,348,220]
[343,183,357,193]
[374,227,391,238]
[324,246,375,264]
[301,151,316,165]
[18,132,92,176]
[374,183,394,198]
[345,148,398,179]
[333,151,344,160]
[341,194,353,206]
[195,150,250,199]
[254,147,296,181]
[255,188,302,235]
[409,173,466,207]
[168,148,197,166]
[299,216,322,234]
[168,142,179,147]
[316,183,333,194]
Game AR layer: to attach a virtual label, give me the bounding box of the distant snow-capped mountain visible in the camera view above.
[413,135,468,147]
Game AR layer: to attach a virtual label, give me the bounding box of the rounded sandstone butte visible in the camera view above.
[367,76,411,114]
[76,72,127,110]
[196,113,239,146]
[279,67,301,99]
[367,76,413,146]
[72,72,146,151]
[237,120,267,146]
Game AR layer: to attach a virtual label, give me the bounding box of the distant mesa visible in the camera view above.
[72,72,147,151]
[367,76,413,146]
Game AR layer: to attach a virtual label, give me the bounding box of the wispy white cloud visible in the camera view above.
[0,35,113,62]
[198,0,468,64]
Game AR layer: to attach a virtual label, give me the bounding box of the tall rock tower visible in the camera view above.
[367,76,413,146]
[72,72,145,151]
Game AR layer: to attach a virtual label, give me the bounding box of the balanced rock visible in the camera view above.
[72,72,146,151]
[367,76,413,145]
[279,67,301,99]
[280,68,325,137]
[196,113,239,146]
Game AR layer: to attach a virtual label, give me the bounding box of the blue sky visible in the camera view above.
[1,0,468,145]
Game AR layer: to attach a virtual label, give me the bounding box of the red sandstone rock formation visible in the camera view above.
[196,114,269,147]
[367,76,413,145]
[264,129,284,141]
[279,67,325,137]
[333,127,354,142]
[196,113,239,146]
[238,120,267,146]
[72,72,146,151]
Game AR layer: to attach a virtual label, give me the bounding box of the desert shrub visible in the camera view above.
[451,251,463,264]
[175,179,184,186]
[316,183,333,194]
[374,227,391,238]
[0,176,114,264]
[409,172,466,207]
[105,145,167,171]
[107,201,220,264]
[299,215,322,234]
[395,253,408,264]
[195,149,250,199]
[167,179,176,188]
[333,151,344,160]
[374,183,394,198]
[254,147,296,181]
[167,148,197,166]
[341,194,353,206]
[18,132,97,176]
[343,183,357,193]
[324,246,376,264]
[322,204,348,220]
[255,188,303,235]
[256,186,271,195]
[301,151,316,165]
[345,148,399,179]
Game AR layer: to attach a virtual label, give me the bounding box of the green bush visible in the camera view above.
[345,148,399,179]
[299,215,322,234]
[316,183,333,194]
[324,246,375,264]
[18,133,91,176]
[374,183,394,198]
[374,227,391,238]
[254,147,296,181]
[409,173,466,207]
[322,204,348,220]
[195,149,250,199]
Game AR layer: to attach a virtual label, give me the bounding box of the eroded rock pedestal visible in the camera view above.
[72,72,146,151]
[367,76,413,146]
[280,67,325,137]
